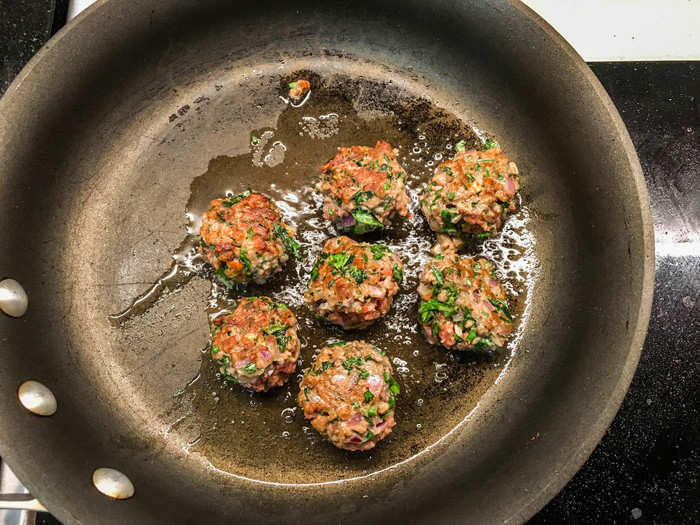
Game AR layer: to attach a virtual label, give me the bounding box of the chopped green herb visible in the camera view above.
[440,208,459,233]
[352,191,376,205]
[349,208,384,234]
[342,356,363,371]
[273,223,300,258]
[483,138,499,150]
[242,362,257,374]
[327,341,347,347]
[371,244,390,260]
[364,430,375,442]
[308,254,328,283]
[359,369,370,379]
[431,266,444,286]
[348,266,367,284]
[351,402,361,408]
[367,405,378,417]
[475,338,494,349]
[328,252,353,271]
[222,190,251,207]
[239,249,252,271]
[477,232,492,239]
[312,361,334,375]
[289,82,297,88]
[364,391,374,403]
[303,387,310,400]
[215,267,235,289]
[393,263,403,283]
[418,298,457,323]
[465,328,477,342]
[263,322,291,350]
[455,140,466,151]
[488,297,513,322]
[388,376,400,396]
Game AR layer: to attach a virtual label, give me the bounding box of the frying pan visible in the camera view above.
[0,0,654,523]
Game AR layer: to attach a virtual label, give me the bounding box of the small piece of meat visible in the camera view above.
[289,79,311,99]
[297,341,399,451]
[417,252,514,350]
[199,191,299,285]
[317,141,411,234]
[210,297,300,392]
[420,145,520,239]
[304,236,404,329]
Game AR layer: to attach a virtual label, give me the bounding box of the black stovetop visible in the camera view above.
[2,2,698,524]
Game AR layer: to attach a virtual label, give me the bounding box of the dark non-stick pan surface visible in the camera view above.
[0,1,654,523]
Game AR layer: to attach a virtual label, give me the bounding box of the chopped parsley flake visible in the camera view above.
[488,297,513,322]
[371,244,390,260]
[328,252,353,271]
[349,208,384,234]
[342,356,363,371]
[242,362,257,374]
[222,190,251,207]
[431,266,444,286]
[440,208,459,233]
[239,248,252,271]
[393,264,403,283]
[483,138,499,150]
[273,223,300,258]
[348,266,367,284]
[262,322,291,350]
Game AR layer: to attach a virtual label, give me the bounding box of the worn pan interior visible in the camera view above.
[0,0,653,523]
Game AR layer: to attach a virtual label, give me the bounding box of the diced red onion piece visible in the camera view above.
[342,213,356,227]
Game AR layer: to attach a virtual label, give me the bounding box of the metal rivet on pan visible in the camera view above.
[92,468,135,500]
[0,278,29,317]
[17,380,57,416]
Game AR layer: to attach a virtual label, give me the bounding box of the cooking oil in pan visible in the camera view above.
[113,73,539,484]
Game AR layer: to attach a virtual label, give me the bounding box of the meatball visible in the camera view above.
[417,252,513,350]
[420,145,519,241]
[298,341,400,451]
[210,297,300,391]
[199,191,299,285]
[317,141,410,234]
[288,79,311,99]
[305,236,404,329]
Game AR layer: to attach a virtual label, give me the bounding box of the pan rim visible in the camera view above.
[0,0,655,522]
